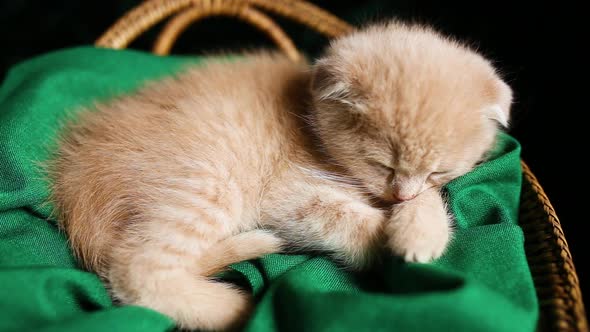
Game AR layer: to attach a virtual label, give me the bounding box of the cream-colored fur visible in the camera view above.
[48,21,511,330]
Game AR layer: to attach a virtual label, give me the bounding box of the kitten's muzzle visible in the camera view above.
[392,193,416,202]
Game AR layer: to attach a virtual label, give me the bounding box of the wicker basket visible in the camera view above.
[95,1,587,331]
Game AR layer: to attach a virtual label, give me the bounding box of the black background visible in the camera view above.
[1,0,586,302]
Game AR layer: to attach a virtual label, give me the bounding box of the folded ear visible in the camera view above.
[485,79,513,128]
[486,104,509,127]
[310,60,350,102]
[311,60,370,113]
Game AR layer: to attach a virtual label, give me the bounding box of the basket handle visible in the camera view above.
[152,5,301,62]
[95,0,354,57]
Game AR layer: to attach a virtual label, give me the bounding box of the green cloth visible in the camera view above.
[0,47,538,332]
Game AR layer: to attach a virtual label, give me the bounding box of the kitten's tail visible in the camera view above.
[109,230,282,331]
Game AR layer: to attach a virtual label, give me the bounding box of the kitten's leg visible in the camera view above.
[106,178,280,331]
[198,229,283,276]
[385,187,452,263]
[262,180,385,269]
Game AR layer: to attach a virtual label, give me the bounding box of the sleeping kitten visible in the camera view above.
[48,21,511,330]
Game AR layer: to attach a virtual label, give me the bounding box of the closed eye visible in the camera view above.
[369,161,394,174]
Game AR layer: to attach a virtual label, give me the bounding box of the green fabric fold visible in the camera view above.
[0,47,538,332]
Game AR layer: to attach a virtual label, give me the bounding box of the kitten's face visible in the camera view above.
[311,23,512,202]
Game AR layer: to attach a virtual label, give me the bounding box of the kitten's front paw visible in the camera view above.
[385,200,451,263]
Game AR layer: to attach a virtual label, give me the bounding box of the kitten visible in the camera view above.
[48,21,511,330]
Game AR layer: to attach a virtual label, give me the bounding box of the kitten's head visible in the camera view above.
[311,22,512,202]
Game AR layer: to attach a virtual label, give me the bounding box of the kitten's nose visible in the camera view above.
[393,193,416,202]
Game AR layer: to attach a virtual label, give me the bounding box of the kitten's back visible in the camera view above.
[49,52,309,273]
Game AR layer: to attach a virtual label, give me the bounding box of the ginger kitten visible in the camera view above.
[48,21,512,330]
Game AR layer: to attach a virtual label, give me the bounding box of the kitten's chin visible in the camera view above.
[384,197,414,205]
[368,195,396,210]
